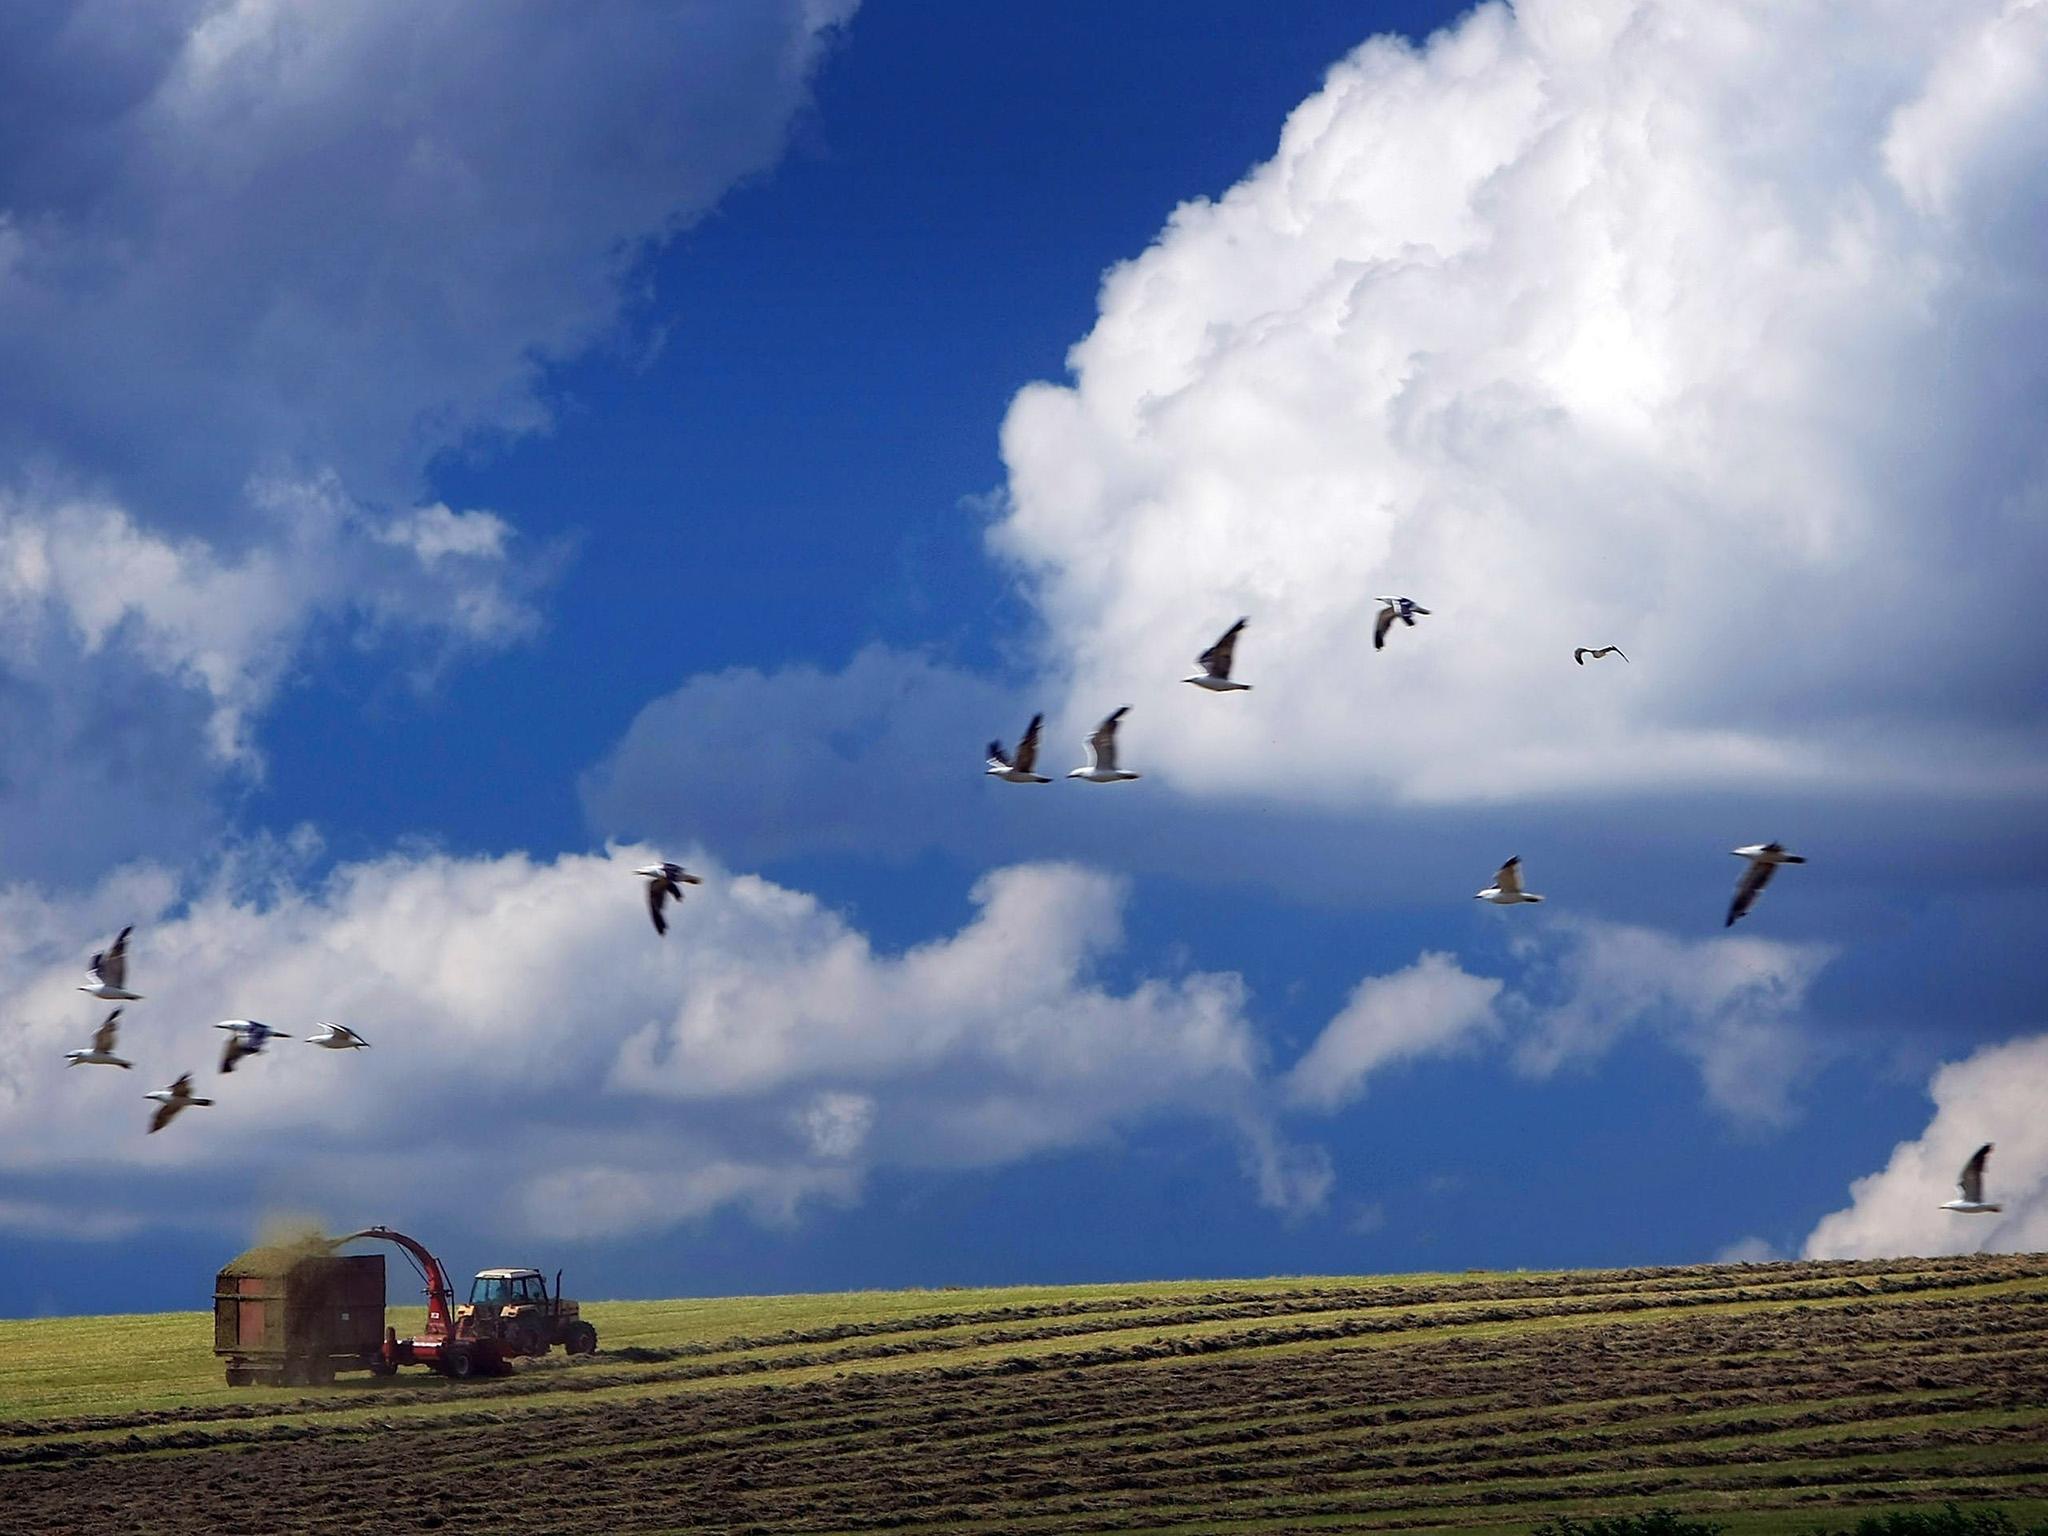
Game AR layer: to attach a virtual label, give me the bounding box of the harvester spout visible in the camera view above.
[330,1225,456,1337]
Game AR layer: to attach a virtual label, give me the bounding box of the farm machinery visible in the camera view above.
[215,1224,597,1385]
[339,1225,599,1378]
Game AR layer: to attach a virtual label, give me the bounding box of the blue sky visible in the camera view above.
[2,0,2045,1317]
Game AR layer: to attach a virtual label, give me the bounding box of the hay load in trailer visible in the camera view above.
[214,1243,388,1386]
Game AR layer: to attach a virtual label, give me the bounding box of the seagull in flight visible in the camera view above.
[637,862,704,937]
[1574,646,1628,665]
[217,1019,291,1073]
[986,713,1051,783]
[306,1022,370,1050]
[1475,856,1544,905]
[1069,707,1142,783]
[1726,842,1805,927]
[1940,1144,2002,1215]
[65,1009,132,1069]
[146,1073,214,1133]
[79,926,142,1001]
[1374,597,1430,651]
[1185,619,1251,692]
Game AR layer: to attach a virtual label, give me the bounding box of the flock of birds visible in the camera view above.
[986,607,2003,1220]
[58,600,2007,1216]
[62,927,367,1133]
[988,611,1799,922]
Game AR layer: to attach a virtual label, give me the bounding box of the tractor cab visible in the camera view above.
[467,1268,549,1312]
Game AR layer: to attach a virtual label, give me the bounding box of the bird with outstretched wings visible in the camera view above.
[1959,1143,1993,1206]
[987,714,1050,780]
[639,861,703,936]
[1086,707,1126,774]
[1373,597,1429,651]
[1197,620,1244,681]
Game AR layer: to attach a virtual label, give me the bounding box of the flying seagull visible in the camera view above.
[1185,619,1251,692]
[306,1022,370,1050]
[216,1019,291,1074]
[1475,856,1544,905]
[637,862,703,937]
[986,713,1051,783]
[1940,1144,2002,1214]
[146,1073,214,1134]
[1574,646,1629,665]
[1374,597,1430,651]
[1069,707,1142,783]
[79,926,142,1001]
[65,1009,132,1069]
[1726,842,1806,927]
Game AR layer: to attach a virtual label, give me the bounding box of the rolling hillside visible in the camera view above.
[2,1254,2046,1535]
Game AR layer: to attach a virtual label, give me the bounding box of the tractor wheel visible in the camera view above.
[443,1345,475,1380]
[280,1359,309,1387]
[565,1322,598,1356]
[224,1365,254,1388]
[367,1356,397,1378]
[309,1357,336,1387]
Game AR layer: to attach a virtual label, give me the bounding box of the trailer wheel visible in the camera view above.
[443,1345,475,1380]
[565,1322,598,1356]
[367,1356,397,1378]
[224,1365,254,1387]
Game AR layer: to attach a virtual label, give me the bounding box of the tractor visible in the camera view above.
[331,1226,599,1378]
[460,1267,597,1360]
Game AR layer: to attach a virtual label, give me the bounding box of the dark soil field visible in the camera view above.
[2,1254,2045,1535]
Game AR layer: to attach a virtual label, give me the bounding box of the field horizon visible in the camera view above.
[4,1252,2046,1534]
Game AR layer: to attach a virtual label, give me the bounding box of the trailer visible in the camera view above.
[216,1227,599,1386]
[214,1245,389,1386]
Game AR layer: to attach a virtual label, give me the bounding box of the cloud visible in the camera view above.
[1712,1235,1783,1265]
[0,0,856,859]
[0,0,858,512]
[0,845,1318,1241]
[1511,917,1836,1125]
[582,645,1022,865]
[988,0,2048,808]
[1283,919,1836,1127]
[0,1199,156,1242]
[1,477,543,769]
[1803,1032,2048,1259]
[0,846,1850,1248]
[1286,951,1502,1111]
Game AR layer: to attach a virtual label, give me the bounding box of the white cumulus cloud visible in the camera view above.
[1287,950,1503,1111]
[1284,918,1835,1126]
[0,846,1315,1241]
[0,0,857,861]
[0,478,541,766]
[1804,1032,2048,1259]
[1511,916,1836,1125]
[991,0,2048,808]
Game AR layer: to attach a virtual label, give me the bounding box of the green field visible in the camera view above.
[3,1254,2045,1535]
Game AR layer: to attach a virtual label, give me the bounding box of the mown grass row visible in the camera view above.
[2,1254,2023,1409]
[8,1261,2039,1441]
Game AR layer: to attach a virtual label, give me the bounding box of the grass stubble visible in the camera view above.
[0,1254,2043,1535]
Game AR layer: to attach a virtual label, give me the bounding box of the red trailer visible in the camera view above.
[214,1246,387,1386]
